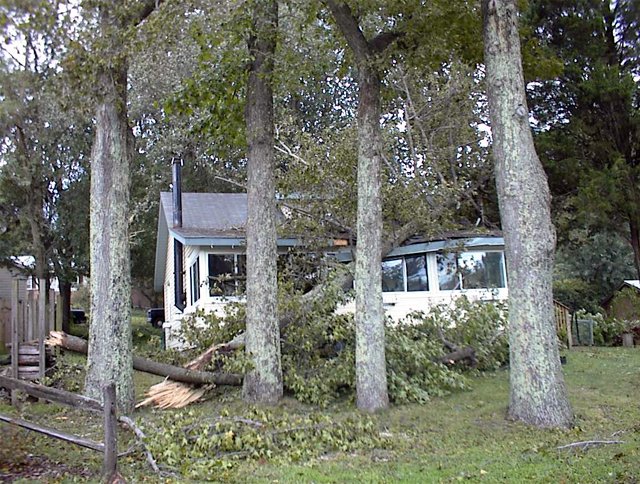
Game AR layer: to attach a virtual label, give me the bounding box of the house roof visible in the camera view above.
[334,235,505,262]
[601,279,640,309]
[160,192,248,239]
[154,192,297,291]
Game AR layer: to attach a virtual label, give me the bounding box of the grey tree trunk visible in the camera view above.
[482,0,573,428]
[354,65,388,412]
[84,4,134,413]
[242,0,283,405]
[324,0,395,412]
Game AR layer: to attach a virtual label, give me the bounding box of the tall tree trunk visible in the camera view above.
[84,3,134,413]
[354,64,388,412]
[243,0,283,405]
[324,0,397,412]
[482,0,573,428]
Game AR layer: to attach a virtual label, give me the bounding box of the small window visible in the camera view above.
[190,260,200,305]
[459,251,505,289]
[406,254,428,292]
[382,258,405,292]
[208,254,246,296]
[437,253,460,290]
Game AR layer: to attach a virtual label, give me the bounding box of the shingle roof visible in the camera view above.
[160,192,248,237]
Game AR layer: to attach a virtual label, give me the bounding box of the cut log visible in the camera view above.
[46,332,242,386]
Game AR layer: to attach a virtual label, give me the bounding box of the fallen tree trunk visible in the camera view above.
[47,332,242,386]
[436,346,477,368]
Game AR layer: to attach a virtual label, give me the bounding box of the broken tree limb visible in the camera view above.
[557,440,625,450]
[46,332,242,386]
[118,415,161,474]
[436,346,478,368]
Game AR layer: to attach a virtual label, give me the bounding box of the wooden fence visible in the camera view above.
[0,375,117,479]
[554,300,573,349]
[5,279,57,386]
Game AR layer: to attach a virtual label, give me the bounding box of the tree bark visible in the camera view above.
[243,0,283,405]
[482,0,573,428]
[84,1,135,413]
[324,0,395,412]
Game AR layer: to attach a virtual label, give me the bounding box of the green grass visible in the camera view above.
[1,347,639,482]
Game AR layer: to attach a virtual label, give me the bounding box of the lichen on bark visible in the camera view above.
[482,0,573,428]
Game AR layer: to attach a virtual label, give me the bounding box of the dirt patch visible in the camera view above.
[0,453,93,482]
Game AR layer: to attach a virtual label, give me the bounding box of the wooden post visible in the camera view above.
[565,309,573,349]
[11,280,19,406]
[38,279,46,380]
[102,384,117,480]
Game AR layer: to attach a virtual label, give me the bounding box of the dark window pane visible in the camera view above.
[437,253,459,290]
[406,255,428,291]
[236,255,247,294]
[382,258,404,292]
[208,254,235,296]
[190,260,200,305]
[483,252,506,288]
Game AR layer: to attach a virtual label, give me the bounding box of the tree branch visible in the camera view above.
[323,0,371,63]
[556,440,624,450]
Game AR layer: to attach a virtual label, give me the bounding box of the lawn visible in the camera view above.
[1,342,639,482]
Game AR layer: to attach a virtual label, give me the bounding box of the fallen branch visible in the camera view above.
[557,440,625,450]
[118,415,160,474]
[436,346,478,368]
[46,332,242,387]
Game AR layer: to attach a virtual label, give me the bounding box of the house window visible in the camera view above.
[208,254,246,296]
[382,254,428,292]
[437,251,506,291]
[26,276,38,291]
[382,258,404,292]
[190,259,200,305]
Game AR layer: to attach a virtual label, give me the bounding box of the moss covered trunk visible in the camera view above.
[84,3,134,413]
[354,65,388,412]
[242,0,283,405]
[482,0,572,428]
[324,0,390,412]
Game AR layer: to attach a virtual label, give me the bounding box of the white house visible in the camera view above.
[154,167,508,349]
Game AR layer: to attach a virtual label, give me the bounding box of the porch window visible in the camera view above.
[437,251,505,290]
[208,254,246,296]
[382,254,428,292]
[382,258,404,292]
